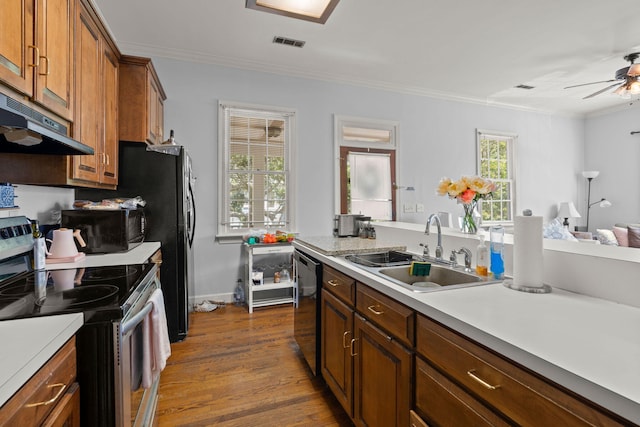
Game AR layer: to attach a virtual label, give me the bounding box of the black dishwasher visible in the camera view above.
[293,250,322,376]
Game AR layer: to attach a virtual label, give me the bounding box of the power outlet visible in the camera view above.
[416,203,425,213]
[403,203,416,213]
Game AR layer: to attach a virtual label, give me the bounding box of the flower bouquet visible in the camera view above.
[436,176,496,233]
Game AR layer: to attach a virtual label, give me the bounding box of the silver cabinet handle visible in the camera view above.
[342,331,351,349]
[367,305,384,315]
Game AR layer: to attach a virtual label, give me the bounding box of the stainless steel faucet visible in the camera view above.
[425,213,443,260]
[455,247,473,271]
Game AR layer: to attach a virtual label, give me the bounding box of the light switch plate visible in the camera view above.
[403,203,416,213]
[416,203,425,213]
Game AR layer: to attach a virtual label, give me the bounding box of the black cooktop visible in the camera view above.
[0,263,154,323]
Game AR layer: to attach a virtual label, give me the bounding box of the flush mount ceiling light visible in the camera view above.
[246,0,340,24]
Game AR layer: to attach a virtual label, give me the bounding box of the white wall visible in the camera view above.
[150,57,586,302]
[584,104,640,230]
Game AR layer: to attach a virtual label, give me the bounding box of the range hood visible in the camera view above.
[0,94,94,155]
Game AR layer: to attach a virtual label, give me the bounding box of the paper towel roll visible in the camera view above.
[513,215,544,288]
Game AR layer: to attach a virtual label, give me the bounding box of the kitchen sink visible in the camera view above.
[377,264,483,291]
[343,250,421,267]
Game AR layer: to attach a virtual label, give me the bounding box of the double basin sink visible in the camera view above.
[344,250,493,292]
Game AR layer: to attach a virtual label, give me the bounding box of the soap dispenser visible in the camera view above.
[490,225,505,279]
[475,232,488,277]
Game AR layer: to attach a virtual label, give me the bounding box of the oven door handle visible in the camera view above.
[121,301,153,337]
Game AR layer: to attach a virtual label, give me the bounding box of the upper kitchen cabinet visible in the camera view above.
[71,0,119,187]
[0,0,75,121]
[0,0,119,189]
[118,55,166,145]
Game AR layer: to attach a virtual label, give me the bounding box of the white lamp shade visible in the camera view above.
[600,199,612,208]
[628,63,640,77]
[582,171,599,179]
[558,201,581,218]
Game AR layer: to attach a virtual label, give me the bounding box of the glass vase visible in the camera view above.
[460,202,478,234]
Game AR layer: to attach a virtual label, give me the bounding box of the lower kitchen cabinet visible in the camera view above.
[320,271,412,427]
[0,337,79,426]
[353,313,411,427]
[321,288,354,416]
[416,314,629,426]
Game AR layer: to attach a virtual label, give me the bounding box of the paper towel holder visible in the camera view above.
[504,281,551,293]
[503,209,552,294]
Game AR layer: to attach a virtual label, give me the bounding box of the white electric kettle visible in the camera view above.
[47,228,86,259]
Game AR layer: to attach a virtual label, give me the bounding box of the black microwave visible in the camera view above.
[61,209,145,253]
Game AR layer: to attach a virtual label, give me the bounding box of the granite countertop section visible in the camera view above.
[294,236,406,256]
[46,241,161,270]
[0,313,83,407]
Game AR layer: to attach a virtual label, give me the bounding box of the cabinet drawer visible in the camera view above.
[323,265,355,306]
[356,283,414,346]
[415,357,509,427]
[1,337,77,426]
[410,410,429,427]
[416,315,626,427]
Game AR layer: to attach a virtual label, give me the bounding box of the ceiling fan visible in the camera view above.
[564,52,640,99]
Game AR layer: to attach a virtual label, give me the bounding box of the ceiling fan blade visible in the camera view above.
[583,82,623,99]
[564,79,617,89]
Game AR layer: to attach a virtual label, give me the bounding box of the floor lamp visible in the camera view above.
[581,171,612,231]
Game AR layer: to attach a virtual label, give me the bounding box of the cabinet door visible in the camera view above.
[71,5,100,182]
[353,313,411,427]
[100,42,118,185]
[148,76,160,144]
[0,0,35,96]
[321,288,354,417]
[34,0,74,120]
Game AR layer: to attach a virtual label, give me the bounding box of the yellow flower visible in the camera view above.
[436,177,452,196]
[448,179,467,197]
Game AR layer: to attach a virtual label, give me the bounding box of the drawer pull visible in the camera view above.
[25,383,66,408]
[327,279,339,287]
[467,369,500,390]
[342,331,351,349]
[367,305,384,315]
[350,338,358,357]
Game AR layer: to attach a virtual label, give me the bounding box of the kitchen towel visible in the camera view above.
[513,215,544,288]
[142,288,172,389]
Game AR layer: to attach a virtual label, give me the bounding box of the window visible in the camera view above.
[334,115,398,221]
[218,101,296,236]
[476,129,516,224]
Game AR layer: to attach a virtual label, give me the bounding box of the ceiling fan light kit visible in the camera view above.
[565,52,640,99]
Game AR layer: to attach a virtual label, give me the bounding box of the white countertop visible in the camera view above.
[45,242,161,270]
[296,241,640,425]
[0,313,83,407]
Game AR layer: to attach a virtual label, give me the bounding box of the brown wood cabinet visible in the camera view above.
[0,0,75,121]
[118,55,166,144]
[321,288,354,417]
[320,264,412,427]
[71,0,118,187]
[0,337,79,426]
[353,312,411,427]
[0,0,119,189]
[416,314,630,426]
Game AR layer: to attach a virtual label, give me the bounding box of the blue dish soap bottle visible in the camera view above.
[490,225,504,280]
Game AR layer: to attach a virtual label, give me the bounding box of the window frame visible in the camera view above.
[476,128,517,226]
[334,115,399,218]
[217,100,297,240]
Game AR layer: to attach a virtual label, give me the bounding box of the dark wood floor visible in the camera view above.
[156,304,352,426]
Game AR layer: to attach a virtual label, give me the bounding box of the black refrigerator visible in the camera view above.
[77,141,196,342]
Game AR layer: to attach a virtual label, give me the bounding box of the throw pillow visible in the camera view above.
[596,229,618,245]
[628,225,640,248]
[613,226,629,247]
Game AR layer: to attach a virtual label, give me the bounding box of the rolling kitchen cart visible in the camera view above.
[244,243,296,313]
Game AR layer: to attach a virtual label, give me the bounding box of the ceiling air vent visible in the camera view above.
[273,36,305,48]
[515,84,535,90]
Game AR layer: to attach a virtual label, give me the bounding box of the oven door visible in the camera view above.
[116,265,161,427]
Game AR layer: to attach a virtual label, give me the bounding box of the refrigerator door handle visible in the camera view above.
[187,182,196,248]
